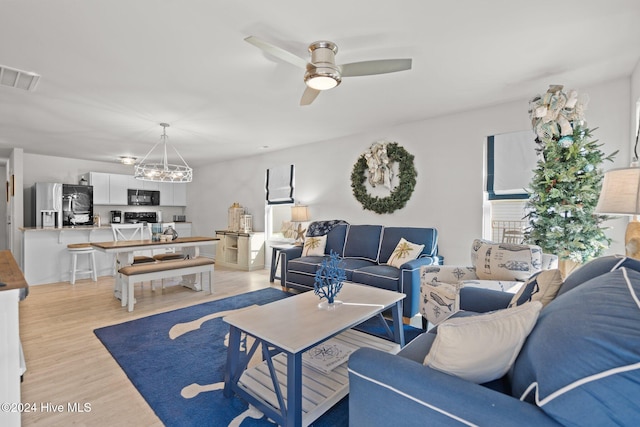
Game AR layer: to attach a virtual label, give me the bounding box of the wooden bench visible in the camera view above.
[118,257,215,312]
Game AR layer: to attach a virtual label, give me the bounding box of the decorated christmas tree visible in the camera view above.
[525,85,617,264]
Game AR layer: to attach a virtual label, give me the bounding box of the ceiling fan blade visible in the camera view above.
[300,87,321,106]
[340,58,412,77]
[244,36,308,69]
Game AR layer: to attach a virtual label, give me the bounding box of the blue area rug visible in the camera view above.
[94,288,422,426]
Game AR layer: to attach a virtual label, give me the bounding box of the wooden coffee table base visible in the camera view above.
[231,328,400,427]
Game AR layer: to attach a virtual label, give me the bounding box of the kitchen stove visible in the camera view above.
[124,211,157,224]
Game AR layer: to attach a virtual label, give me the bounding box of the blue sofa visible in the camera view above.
[348,255,640,426]
[280,221,442,318]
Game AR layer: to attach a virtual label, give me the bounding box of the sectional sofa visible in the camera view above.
[348,255,640,426]
[279,221,442,318]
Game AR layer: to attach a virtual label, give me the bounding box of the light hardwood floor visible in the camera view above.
[18,266,276,426]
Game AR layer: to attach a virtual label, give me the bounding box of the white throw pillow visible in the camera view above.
[387,238,425,268]
[302,235,327,257]
[423,301,543,384]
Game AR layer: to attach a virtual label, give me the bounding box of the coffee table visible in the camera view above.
[223,282,405,427]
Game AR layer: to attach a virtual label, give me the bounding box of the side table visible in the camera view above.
[269,243,296,282]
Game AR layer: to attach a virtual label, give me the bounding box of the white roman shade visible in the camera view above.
[487,130,539,200]
[266,165,294,205]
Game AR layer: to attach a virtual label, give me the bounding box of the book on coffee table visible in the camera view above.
[302,338,357,374]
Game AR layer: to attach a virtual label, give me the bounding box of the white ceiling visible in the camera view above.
[1,1,639,167]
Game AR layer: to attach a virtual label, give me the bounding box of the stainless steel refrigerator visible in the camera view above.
[33,182,63,228]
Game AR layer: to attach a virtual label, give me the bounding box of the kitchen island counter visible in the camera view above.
[21,227,116,285]
[21,223,196,285]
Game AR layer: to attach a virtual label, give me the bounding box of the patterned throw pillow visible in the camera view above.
[280,221,296,239]
[424,301,542,384]
[421,281,461,325]
[471,239,543,281]
[508,269,564,308]
[301,235,327,257]
[387,238,425,268]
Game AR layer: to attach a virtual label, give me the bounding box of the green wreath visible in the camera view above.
[350,142,417,214]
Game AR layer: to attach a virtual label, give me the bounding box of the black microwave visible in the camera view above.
[127,189,160,206]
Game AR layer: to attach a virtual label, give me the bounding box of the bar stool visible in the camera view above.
[67,243,97,285]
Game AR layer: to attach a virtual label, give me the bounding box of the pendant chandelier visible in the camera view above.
[134,123,193,183]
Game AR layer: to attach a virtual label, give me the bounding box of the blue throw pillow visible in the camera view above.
[510,268,640,426]
[558,255,640,296]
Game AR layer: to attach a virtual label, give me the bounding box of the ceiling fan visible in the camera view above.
[245,36,412,106]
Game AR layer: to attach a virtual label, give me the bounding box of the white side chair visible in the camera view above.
[67,243,97,285]
[111,223,158,293]
[110,223,156,267]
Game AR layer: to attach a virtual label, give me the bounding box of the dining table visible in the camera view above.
[91,236,219,300]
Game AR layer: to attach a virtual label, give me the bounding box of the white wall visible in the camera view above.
[188,77,631,265]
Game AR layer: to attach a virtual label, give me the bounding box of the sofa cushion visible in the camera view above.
[302,235,327,257]
[343,225,383,262]
[557,255,640,296]
[351,265,400,292]
[287,256,328,276]
[508,269,563,308]
[340,258,378,281]
[326,223,348,256]
[379,227,438,263]
[511,268,640,426]
[387,238,425,268]
[471,239,543,281]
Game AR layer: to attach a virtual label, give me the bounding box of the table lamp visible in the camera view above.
[595,166,640,258]
[291,205,310,245]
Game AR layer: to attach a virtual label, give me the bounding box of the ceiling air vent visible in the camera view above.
[0,64,40,91]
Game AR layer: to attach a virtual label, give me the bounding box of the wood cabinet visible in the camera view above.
[215,231,265,271]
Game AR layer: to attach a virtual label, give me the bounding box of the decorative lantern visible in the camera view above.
[240,214,253,233]
[228,202,245,232]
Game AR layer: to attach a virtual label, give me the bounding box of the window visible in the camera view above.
[265,165,294,205]
[486,130,539,200]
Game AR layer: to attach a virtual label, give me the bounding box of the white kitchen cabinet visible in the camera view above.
[173,183,187,206]
[215,231,264,271]
[87,172,186,206]
[158,182,186,206]
[174,223,192,237]
[89,172,110,204]
[108,173,130,205]
[158,182,173,206]
[142,180,159,191]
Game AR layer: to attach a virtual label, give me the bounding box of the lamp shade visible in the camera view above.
[291,205,310,222]
[595,167,640,215]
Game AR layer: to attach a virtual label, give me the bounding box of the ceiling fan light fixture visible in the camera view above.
[304,41,341,90]
[304,70,340,90]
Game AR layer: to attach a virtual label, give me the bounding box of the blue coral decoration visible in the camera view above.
[314,250,347,304]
